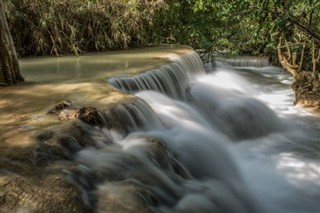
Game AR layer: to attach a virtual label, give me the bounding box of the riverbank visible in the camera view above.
[292,77,320,113]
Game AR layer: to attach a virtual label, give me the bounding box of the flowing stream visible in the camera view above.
[73,51,320,212]
[13,48,320,212]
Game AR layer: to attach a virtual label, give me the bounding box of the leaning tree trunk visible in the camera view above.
[0,0,24,85]
[277,38,300,79]
[278,37,320,110]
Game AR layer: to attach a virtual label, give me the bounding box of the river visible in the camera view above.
[0,47,319,212]
[104,53,320,212]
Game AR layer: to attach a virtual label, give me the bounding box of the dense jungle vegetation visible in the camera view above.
[1,0,320,88]
[4,0,319,57]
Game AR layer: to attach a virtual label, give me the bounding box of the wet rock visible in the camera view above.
[33,121,111,165]
[0,161,87,213]
[53,105,110,128]
[78,106,101,125]
[104,107,127,135]
[36,130,55,141]
[58,109,79,121]
[33,143,65,164]
[96,182,154,213]
[146,137,190,179]
[64,165,97,210]
[48,100,72,114]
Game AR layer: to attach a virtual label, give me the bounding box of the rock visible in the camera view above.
[0,161,87,213]
[48,100,72,114]
[58,109,78,121]
[78,106,101,125]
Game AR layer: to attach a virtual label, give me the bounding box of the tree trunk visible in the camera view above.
[312,41,319,80]
[277,38,299,79]
[0,0,24,85]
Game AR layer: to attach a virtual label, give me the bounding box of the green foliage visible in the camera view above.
[4,0,320,66]
[152,0,250,52]
[247,0,320,68]
[5,0,165,56]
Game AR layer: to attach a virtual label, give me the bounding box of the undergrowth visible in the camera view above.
[5,0,167,56]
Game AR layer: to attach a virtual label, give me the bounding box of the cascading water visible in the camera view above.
[222,57,270,67]
[72,51,320,212]
[108,52,205,100]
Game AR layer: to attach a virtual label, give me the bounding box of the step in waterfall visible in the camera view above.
[108,51,205,100]
[68,50,319,213]
[223,57,270,67]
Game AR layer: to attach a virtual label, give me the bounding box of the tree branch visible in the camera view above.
[298,42,305,72]
[288,17,320,41]
[278,38,299,79]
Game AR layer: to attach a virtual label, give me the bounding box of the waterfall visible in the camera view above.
[114,98,164,132]
[222,57,270,67]
[66,50,319,213]
[108,51,205,100]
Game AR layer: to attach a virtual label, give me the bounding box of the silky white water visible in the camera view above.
[74,53,320,212]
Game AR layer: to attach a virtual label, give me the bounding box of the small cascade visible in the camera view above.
[69,93,263,213]
[114,98,165,133]
[108,51,205,100]
[42,49,319,213]
[223,57,270,67]
[187,74,286,140]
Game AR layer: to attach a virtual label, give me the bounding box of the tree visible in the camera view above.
[277,38,319,80]
[0,0,24,85]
